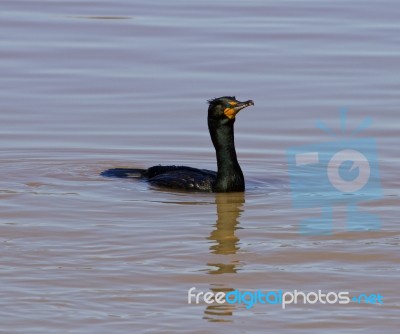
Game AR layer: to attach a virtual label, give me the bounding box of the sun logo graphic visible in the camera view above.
[286,109,382,235]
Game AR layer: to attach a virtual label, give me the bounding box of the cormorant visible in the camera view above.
[101,96,254,192]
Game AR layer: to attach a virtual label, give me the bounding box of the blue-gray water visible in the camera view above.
[0,1,399,333]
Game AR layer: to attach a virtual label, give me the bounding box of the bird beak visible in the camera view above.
[224,100,254,119]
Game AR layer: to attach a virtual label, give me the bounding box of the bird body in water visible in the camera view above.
[102,96,254,192]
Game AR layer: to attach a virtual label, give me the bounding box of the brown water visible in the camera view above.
[1,1,399,333]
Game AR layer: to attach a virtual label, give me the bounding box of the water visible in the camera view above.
[1,0,399,333]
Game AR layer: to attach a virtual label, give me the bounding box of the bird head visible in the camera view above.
[207,96,254,122]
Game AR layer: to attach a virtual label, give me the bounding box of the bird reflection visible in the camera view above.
[203,192,244,322]
[207,193,244,272]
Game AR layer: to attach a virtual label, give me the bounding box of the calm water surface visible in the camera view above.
[1,0,399,333]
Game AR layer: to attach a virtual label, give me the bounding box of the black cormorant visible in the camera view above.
[101,96,254,192]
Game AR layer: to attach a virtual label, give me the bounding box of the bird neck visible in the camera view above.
[208,119,244,192]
